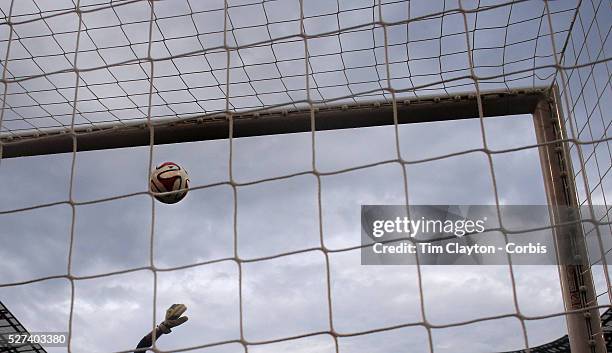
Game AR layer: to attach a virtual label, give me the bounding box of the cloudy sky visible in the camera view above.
[0,0,610,353]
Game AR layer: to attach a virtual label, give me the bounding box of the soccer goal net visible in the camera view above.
[0,0,610,352]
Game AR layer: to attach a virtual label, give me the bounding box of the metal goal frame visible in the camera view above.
[0,86,606,352]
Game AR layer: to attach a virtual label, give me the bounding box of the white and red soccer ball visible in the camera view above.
[149,162,190,204]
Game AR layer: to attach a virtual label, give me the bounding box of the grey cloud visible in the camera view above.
[1,1,608,353]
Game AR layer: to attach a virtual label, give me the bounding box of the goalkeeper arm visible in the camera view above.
[134,304,189,352]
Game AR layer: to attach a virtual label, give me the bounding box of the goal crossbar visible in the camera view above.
[0,88,546,158]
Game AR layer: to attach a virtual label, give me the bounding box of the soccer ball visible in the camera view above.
[149,162,190,204]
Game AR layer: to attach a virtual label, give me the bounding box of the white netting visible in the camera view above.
[0,0,588,137]
[0,0,610,352]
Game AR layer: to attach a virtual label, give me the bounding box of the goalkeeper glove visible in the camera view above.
[158,304,189,334]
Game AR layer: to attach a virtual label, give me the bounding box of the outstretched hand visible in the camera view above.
[158,304,189,334]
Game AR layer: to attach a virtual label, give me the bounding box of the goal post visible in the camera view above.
[532,87,606,352]
[1,84,606,352]
[0,88,544,158]
[0,0,610,352]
